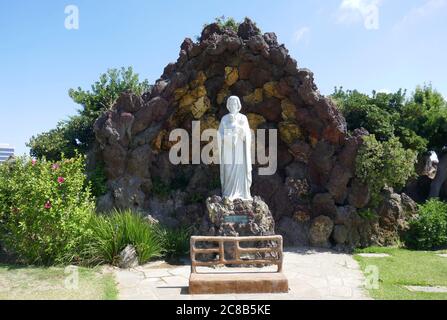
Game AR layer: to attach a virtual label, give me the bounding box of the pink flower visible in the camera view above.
[31,159,37,166]
[44,201,52,209]
[52,163,60,170]
[57,176,65,184]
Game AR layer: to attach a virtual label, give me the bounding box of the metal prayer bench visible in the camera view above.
[188,236,289,294]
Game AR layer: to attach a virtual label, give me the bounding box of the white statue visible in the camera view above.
[217,96,252,201]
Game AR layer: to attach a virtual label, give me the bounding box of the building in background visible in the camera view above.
[0,144,14,163]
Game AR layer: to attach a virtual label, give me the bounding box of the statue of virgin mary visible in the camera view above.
[217,96,252,201]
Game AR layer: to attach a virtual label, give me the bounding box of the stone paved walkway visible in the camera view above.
[108,247,370,300]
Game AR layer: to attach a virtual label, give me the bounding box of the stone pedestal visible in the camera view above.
[201,195,275,237]
[200,195,275,262]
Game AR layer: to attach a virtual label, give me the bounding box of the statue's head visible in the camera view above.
[227,96,242,115]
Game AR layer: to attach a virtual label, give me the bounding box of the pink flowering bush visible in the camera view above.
[0,155,94,265]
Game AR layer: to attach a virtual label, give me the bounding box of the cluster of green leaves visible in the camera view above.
[82,210,192,266]
[151,177,172,199]
[156,225,192,260]
[358,208,378,220]
[355,135,417,203]
[152,173,191,198]
[332,84,447,153]
[0,155,95,265]
[27,67,150,162]
[82,210,163,266]
[405,199,447,250]
[27,115,92,161]
[69,67,150,121]
[201,16,261,36]
[185,193,205,205]
[88,161,108,197]
[399,86,447,152]
[213,16,240,32]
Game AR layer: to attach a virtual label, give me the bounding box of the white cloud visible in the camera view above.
[394,0,447,30]
[337,0,382,30]
[293,27,310,45]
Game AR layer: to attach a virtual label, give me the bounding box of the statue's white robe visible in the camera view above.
[218,113,252,200]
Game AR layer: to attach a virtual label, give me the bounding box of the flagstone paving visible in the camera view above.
[404,286,447,293]
[108,248,371,300]
[357,253,391,258]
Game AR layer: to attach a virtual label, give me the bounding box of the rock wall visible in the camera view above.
[93,19,416,250]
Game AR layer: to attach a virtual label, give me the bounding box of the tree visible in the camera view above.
[28,115,92,161]
[28,67,150,161]
[332,85,446,154]
[399,85,447,153]
[69,67,150,121]
[332,88,402,142]
[334,85,447,200]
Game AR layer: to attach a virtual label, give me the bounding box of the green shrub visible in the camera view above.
[332,85,447,154]
[200,17,261,40]
[82,210,162,266]
[358,208,377,220]
[214,16,239,32]
[405,199,447,250]
[0,155,94,265]
[156,226,192,259]
[152,174,192,198]
[185,193,205,205]
[356,135,417,204]
[88,161,108,197]
[152,177,171,199]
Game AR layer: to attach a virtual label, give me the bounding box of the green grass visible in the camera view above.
[0,264,118,300]
[355,247,447,300]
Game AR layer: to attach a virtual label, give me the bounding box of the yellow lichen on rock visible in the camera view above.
[178,71,208,118]
[191,96,211,119]
[224,66,239,87]
[166,113,180,129]
[279,121,302,145]
[174,86,189,101]
[196,71,207,84]
[243,88,264,106]
[247,113,266,129]
[191,85,207,99]
[179,93,195,109]
[263,82,285,99]
[217,87,230,105]
[152,130,167,151]
[281,99,297,121]
[190,70,207,88]
[200,115,220,133]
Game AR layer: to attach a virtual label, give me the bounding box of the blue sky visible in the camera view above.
[1,0,446,156]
